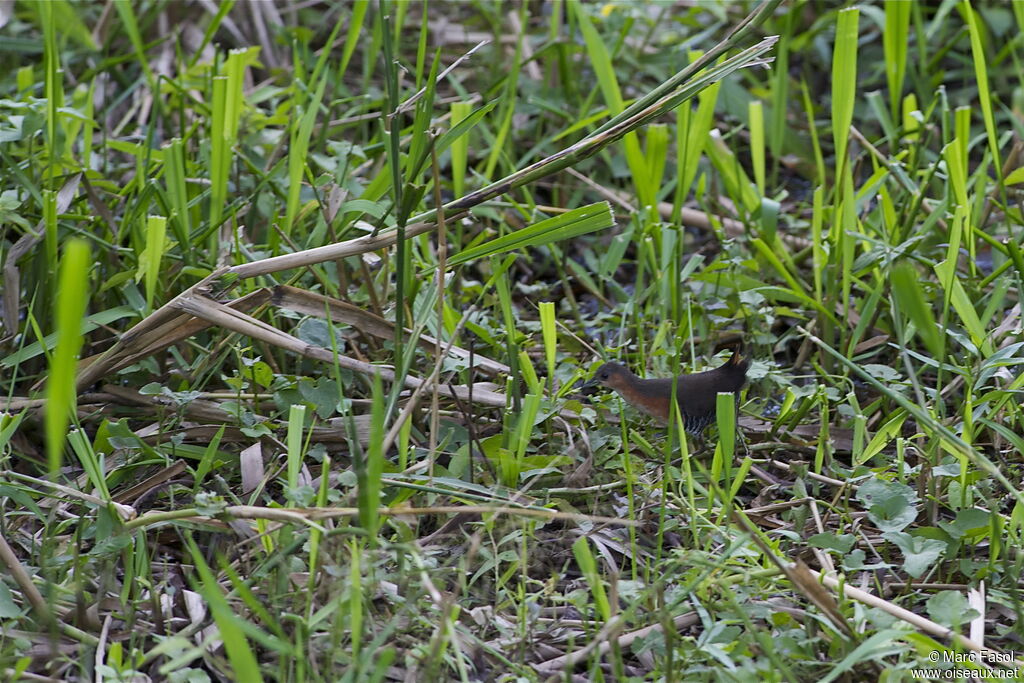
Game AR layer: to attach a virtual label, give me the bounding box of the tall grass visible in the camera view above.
[1,1,1022,680]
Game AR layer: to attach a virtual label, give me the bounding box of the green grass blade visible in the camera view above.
[46,238,91,476]
[349,538,364,657]
[286,404,307,493]
[339,0,370,79]
[284,70,329,237]
[162,139,191,249]
[705,130,759,212]
[961,0,1002,176]
[884,0,911,118]
[112,1,155,89]
[675,50,721,210]
[644,123,669,203]
[436,100,496,162]
[539,302,556,396]
[890,263,943,359]
[67,428,110,501]
[749,100,765,194]
[934,260,993,356]
[210,48,257,233]
[194,425,227,489]
[185,537,265,682]
[572,536,611,622]
[445,202,613,269]
[571,2,650,204]
[449,101,472,198]
[357,372,386,542]
[139,215,167,312]
[831,8,859,176]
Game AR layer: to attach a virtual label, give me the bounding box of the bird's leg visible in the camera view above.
[688,432,711,457]
[737,427,750,457]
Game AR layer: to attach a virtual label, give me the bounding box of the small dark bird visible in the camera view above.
[581,347,750,435]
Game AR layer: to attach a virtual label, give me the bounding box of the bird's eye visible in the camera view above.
[599,371,609,380]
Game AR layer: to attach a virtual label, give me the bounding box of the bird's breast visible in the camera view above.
[614,382,672,423]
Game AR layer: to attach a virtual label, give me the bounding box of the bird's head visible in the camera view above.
[581,362,635,393]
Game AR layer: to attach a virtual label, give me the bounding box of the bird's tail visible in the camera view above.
[726,343,750,373]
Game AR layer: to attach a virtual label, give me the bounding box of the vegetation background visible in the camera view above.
[1,0,1023,680]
